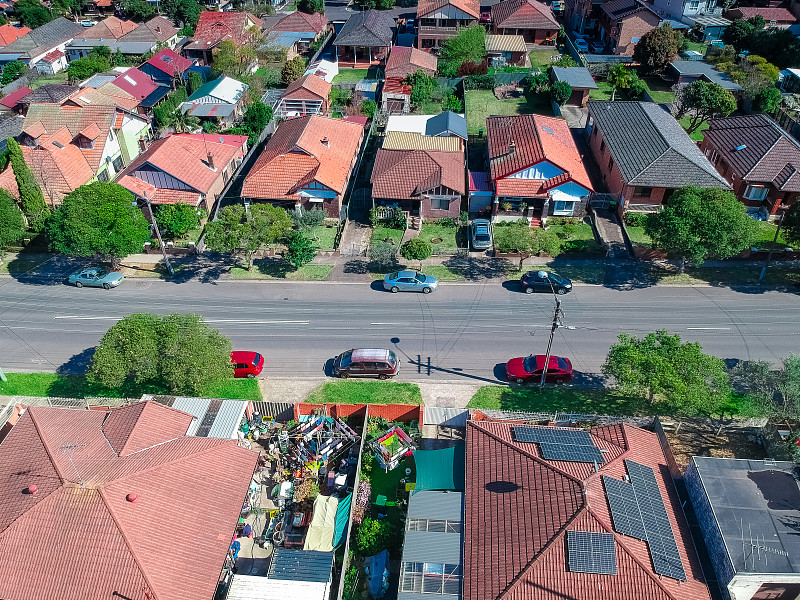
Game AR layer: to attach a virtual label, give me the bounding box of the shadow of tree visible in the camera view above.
[4,249,87,287]
[442,256,515,281]
[56,348,96,375]
[343,259,370,274]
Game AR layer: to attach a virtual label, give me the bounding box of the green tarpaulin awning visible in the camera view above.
[412,443,465,492]
[332,492,352,548]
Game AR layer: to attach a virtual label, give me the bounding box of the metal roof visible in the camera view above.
[423,406,469,427]
[139,84,170,108]
[425,110,468,140]
[147,396,248,439]
[268,549,334,583]
[382,130,462,151]
[408,489,464,520]
[690,14,731,26]
[485,34,527,53]
[551,66,598,89]
[669,60,742,90]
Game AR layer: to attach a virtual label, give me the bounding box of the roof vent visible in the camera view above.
[321,137,329,147]
[508,139,516,154]
[126,493,138,502]
[27,484,38,495]
[735,144,747,151]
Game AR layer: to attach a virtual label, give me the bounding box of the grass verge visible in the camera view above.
[0,373,263,402]
[0,255,50,275]
[421,265,464,280]
[468,385,645,414]
[306,380,422,405]
[230,260,333,280]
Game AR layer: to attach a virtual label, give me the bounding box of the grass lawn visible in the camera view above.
[332,68,369,84]
[529,49,558,70]
[468,385,646,414]
[547,221,603,255]
[0,254,51,275]
[420,265,464,280]
[684,40,707,55]
[417,101,442,115]
[418,224,459,250]
[643,78,676,104]
[310,224,338,250]
[589,81,613,101]
[371,226,404,246]
[753,221,789,249]
[306,381,422,405]
[625,225,652,246]
[678,115,709,141]
[0,373,263,402]
[365,454,415,503]
[29,73,68,89]
[230,260,333,280]
[465,90,552,135]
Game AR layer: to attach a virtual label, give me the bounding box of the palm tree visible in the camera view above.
[171,110,200,133]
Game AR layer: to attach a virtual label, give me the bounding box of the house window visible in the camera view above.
[112,155,123,173]
[97,169,109,182]
[431,197,450,210]
[689,0,699,8]
[223,168,229,184]
[553,200,576,215]
[744,185,768,201]
[633,186,652,198]
[421,38,436,48]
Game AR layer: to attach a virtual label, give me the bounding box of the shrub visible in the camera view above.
[281,56,306,85]
[624,212,649,227]
[284,230,315,268]
[390,208,407,231]
[369,241,398,271]
[443,93,463,112]
[456,60,488,76]
[550,80,572,105]
[464,73,495,90]
[155,203,204,238]
[355,517,394,556]
[360,98,377,118]
[400,237,432,267]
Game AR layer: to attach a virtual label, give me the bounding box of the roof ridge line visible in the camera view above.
[98,486,161,600]
[746,131,784,179]
[27,407,68,483]
[113,437,233,482]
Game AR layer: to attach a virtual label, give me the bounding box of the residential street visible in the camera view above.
[0,276,797,384]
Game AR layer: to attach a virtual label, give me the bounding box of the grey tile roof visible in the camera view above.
[81,74,117,88]
[551,66,598,89]
[670,61,742,90]
[334,9,394,47]
[601,0,655,19]
[425,111,468,139]
[20,83,79,104]
[0,115,24,153]
[588,101,729,188]
[2,17,84,58]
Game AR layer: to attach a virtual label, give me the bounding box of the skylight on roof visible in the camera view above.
[542,125,555,136]
[161,55,172,63]
[79,96,91,103]
[124,75,137,85]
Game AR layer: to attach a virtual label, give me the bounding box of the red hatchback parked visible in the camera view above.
[505,354,573,384]
[231,351,264,378]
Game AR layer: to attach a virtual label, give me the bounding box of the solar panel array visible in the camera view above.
[602,460,687,581]
[567,530,617,575]
[512,427,604,463]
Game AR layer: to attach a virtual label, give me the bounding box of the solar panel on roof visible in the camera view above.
[540,442,603,463]
[602,476,646,540]
[567,531,617,575]
[513,427,604,464]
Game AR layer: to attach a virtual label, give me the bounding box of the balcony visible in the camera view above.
[419,25,459,35]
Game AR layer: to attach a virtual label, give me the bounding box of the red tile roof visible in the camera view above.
[0,402,257,600]
[727,6,795,22]
[79,15,139,39]
[146,48,193,77]
[383,76,412,95]
[487,114,593,193]
[112,67,159,102]
[242,115,363,199]
[68,83,142,111]
[282,73,332,101]
[417,0,479,18]
[464,421,711,600]
[188,11,263,49]
[41,49,65,63]
[491,0,558,30]
[0,23,30,46]
[385,46,438,78]
[0,163,19,197]
[271,10,328,35]
[0,86,32,108]
[371,147,465,199]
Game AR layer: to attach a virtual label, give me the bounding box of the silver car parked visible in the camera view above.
[470,219,492,250]
[68,267,124,289]
[383,270,439,293]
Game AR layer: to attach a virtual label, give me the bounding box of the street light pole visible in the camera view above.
[144,192,173,276]
[759,212,786,282]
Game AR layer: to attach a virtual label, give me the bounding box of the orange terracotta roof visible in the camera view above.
[80,122,102,140]
[22,121,45,138]
[417,0,479,19]
[385,46,438,78]
[41,49,64,63]
[79,16,139,40]
[20,136,95,202]
[371,148,465,199]
[242,115,363,199]
[0,164,19,198]
[271,11,328,35]
[189,11,262,49]
[282,73,332,101]
[0,23,30,46]
[67,83,141,112]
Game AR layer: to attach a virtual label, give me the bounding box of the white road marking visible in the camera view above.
[54,315,309,325]
[686,327,732,330]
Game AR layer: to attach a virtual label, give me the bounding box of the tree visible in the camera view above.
[0,189,25,252]
[16,0,53,29]
[442,93,462,112]
[171,109,200,133]
[291,206,326,235]
[250,203,292,250]
[298,0,323,14]
[730,356,800,419]
[154,203,202,238]
[160,0,201,28]
[633,23,679,75]
[205,204,291,268]
[784,203,800,246]
[679,80,736,133]
[644,186,758,267]
[45,182,150,263]
[88,313,234,394]
[213,39,257,80]
[439,24,486,74]
[607,64,633,101]
[404,69,435,105]
[550,81,572,105]
[754,86,781,114]
[281,56,306,85]
[722,19,754,51]
[284,230,315,268]
[1,61,27,86]
[7,138,49,231]
[188,70,203,95]
[603,330,732,416]
[400,237,432,270]
[368,241,397,271]
[121,0,155,21]
[745,28,800,69]
[361,98,377,118]
[746,15,766,30]
[66,49,112,83]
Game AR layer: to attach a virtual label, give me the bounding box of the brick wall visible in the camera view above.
[294,403,423,426]
[420,195,463,218]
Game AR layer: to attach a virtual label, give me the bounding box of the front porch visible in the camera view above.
[334,45,387,68]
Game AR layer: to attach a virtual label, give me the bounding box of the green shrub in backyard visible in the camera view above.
[284,230,316,268]
[624,212,650,227]
[355,517,395,556]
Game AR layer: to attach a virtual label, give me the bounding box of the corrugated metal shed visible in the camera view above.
[228,575,329,600]
[423,407,468,427]
[408,490,463,520]
[403,531,462,563]
[382,131,461,151]
[268,549,333,583]
[485,34,527,53]
[253,401,294,422]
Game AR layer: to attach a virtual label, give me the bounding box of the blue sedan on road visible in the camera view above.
[68,267,124,289]
[383,270,439,294]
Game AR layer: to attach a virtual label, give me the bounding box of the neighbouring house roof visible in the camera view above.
[0,17,83,59]
[241,114,363,200]
[261,30,312,49]
[145,48,193,77]
[727,6,795,22]
[371,147,466,199]
[41,48,64,62]
[0,402,258,600]
[551,66,598,89]
[19,83,79,105]
[601,0,658,20]
[588,101,729,188]
[78,15,139,39]
[425,110,468,139]
[383,130,462,151]
[187,75,248,104]
[417,0,480,19]
[112,67,159,101]
[491,0,558,31]
[669,60,742,90]
[383,76,412,96]
[140,84,171,108]
[463,420,712,600]
[485,34,528,53]
[385,46,437,78]
[117,133,247,204]
[282,73,332,101]
[186,11,262,50]
[689,457,800,576]
[487,114,593,193]
[469,170,491,192]
[0,23,30,46]
[333,9,395,47]
[0,86,31,108]
[67,38,156,54]
[81,73,117,88]
[705,113,800,192]
[119,16,178,44]
[271,10,329,35]
[66,82,141,112]
[183,103,236,118]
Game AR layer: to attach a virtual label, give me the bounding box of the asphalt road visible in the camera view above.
[0,275,797,384]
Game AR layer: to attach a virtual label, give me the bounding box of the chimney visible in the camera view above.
[207,153,215,169]
[138,137,147,152]
[27,485,38,495]
[156,25,161,33]
[321,137,329,147]
[126,493,138,503]
[508,139,516,154]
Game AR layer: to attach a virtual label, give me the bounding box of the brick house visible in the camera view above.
[275,74,331,118]
[270,10,330,50]
[241,115,364,218]
[333,10,395,67]
[726,6,796,28]
[700,114,800,220]
[385,46,437,79]
[183,11,262,65]
[487,114,593,223]
[416,0,479,50]
[598,0,660,55]
[490,0,559,44]
[140,48,194,88]
[587,101,728,213]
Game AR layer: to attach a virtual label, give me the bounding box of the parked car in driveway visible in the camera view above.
[384,270,438,294]
[506,354,573,384]
[573,37,589,52]
[333,348,399,379]
[520,270,572,294]
[470,219,492,250]
[231,351,264,378]
[68,267,124,289]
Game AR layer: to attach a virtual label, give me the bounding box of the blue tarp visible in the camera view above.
[365,550,389,598]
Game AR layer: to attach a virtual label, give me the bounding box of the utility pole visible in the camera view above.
[540,298,561,389]
[759,212,786,282]
[144,192,174,276]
